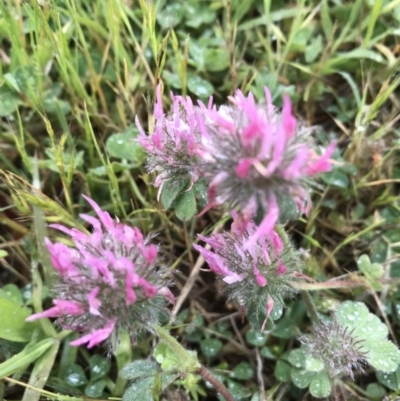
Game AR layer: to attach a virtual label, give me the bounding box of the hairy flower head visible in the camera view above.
[193,212,303,329]
[300,319,367,380]
[27,195,174,351]
[197,88,334,246]
[137,85,210,200]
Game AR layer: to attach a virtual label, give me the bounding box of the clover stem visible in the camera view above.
[289,279,366,291]
[198,365,236,401]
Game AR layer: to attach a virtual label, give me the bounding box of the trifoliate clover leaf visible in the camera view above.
[154,343,181,372]
[357,255,384,279]
[335,301,400,373]
[288,347,332,398]
[357,254,384,290]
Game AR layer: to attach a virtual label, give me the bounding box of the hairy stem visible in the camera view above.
[197,365,236,401]
[289,279,366,291]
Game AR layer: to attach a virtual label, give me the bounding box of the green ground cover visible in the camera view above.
[0,0,400,400]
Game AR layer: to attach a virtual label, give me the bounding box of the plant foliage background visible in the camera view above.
[0,0,400,400]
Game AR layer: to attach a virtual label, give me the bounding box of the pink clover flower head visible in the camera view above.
[198,87,335,229]
[27,195,174,352]
[194,214,304,329]
[137,84,211,200]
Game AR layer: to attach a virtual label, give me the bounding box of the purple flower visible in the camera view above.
[193,213,303,329]
[197,88,334,242]
[27,195,174,351]
[137,85,210,200]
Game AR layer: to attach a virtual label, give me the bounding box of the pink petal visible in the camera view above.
[261,295,274,332]
[26,300,85,321]
[305,142,335,176]
[138,277,158,297]
[142,244,157,265]
[154,84,164,119]
[79,213,102,231]
[264,86,272,108]
[253,265,267,287]
[276,260,287,275]
[281,146,308,180]
[69,320,116,348]
[87,287,102,316]
[263,125,286,177]
[197,234,226,250]
[243,195,279,251]
[193,244,236,279]
[282,95,296,139]
[158,287,175,305]
[267,230,284,255]
[82,195,115,231]
[124,259,138,305]
[53,299,85,314]
[49,224,88,242]
[223,272,248,284]
[235,158,253,178]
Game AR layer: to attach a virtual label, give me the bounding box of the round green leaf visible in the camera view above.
[376,366,400,390]
[161,178,189,210]
[106,126,146,165]
[290,368,315,389]
[89,354,111,381]
[366,263,384,279]
[187,75,214,99]
[174,189,196,221]
[270,301,283,321]
[226,380,252,400]
[321,170,349,188]
[0,284,23,305]
[366,340,400,373]
[335,301,387,340]
[200,339,222,357]
[309,371,331,398]
[260,346,276,360]
[204,49,229,72]
[157,3,184,28]
[0,298,36,342]
[230,362,254,381]
[274,360,291,382]
[85,379,106,398]
[357,254,371,273]
[119,359,158,380]
[288,349,307,370]
[366,383,386,400]
[245,329,268,347]
[64,364,88,387]
[0,85,23,116]
[305,357,324,372]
